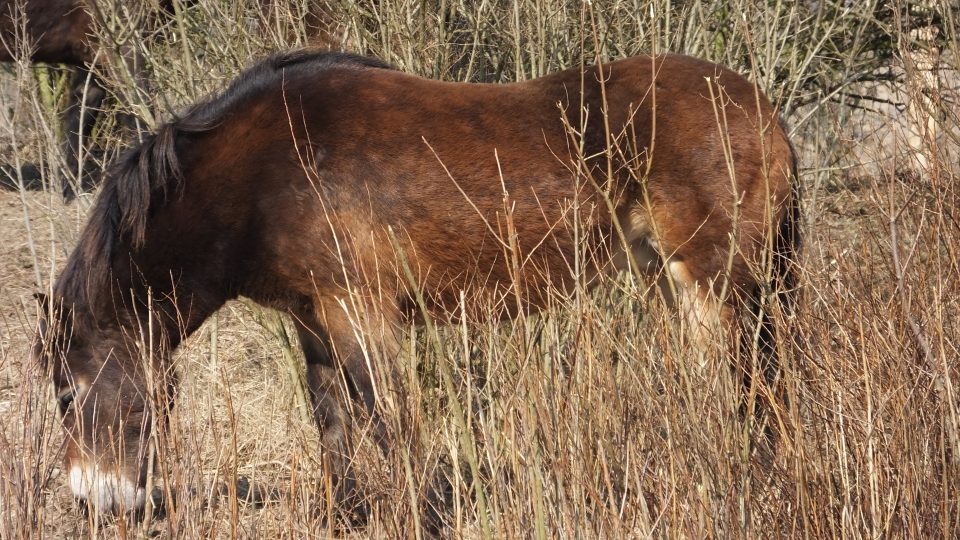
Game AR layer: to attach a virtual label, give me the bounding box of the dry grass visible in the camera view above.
[1,0,959,538]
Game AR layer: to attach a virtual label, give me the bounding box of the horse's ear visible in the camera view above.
[32,293,51,358]
[34,292,49,314]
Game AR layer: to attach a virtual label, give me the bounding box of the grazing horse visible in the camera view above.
[33,50,798,515]
[0,0,341,200]
[0,0,108,199]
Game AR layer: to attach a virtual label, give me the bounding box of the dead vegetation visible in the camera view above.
[1,0,958,538]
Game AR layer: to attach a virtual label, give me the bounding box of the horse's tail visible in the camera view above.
[746,130,801,406]
[772,142,802,321]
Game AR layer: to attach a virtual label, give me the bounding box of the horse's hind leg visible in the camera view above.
[664,256,783,440]
[661,259,735,351]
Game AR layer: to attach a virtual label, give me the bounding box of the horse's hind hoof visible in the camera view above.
[229,476,280,507]
[0,163,44,191]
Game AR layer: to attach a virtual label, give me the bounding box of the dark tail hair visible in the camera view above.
[772,143,802,322]
[741,137,801,438]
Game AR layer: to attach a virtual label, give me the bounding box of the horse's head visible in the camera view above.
[33,292,153,513]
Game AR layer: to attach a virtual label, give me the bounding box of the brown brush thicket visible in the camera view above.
[0,0,957,537]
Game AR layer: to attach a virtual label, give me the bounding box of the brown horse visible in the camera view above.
[33,50,798,515]
[0,0,108,199]
[0,0,341,199]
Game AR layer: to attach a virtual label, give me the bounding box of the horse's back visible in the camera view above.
[0,0,92,64]
[179,53,794,310]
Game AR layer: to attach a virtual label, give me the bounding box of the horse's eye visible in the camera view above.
[57,389,76,412]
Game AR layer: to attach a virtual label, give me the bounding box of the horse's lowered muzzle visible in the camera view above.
[68,463,147,514]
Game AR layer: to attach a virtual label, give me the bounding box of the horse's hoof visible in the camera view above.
[0,163,44,191]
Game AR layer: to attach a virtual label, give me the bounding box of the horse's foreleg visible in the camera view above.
[293,320,362,515]
[294,301,399,521]
[61,67,105,200]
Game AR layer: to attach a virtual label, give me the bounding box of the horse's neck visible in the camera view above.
[97,264,206,356]
[130,268,227,350]
[118,196,230,347]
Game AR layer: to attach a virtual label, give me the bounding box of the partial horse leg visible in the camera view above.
[620,233,734,348]
[0,66,101,196]
[663,254,781,441]
[663,259,735,350]
[0,161,43,192]
[293,319,362,520]
[293,303,395,522]
[60,66,106,200]
[740,285,786,442]
[619,228,781,441]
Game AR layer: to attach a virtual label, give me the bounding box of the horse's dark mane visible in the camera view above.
[56,50,393,314]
